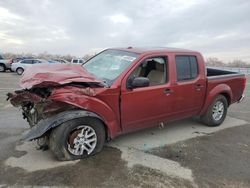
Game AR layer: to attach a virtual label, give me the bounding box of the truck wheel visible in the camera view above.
[16,68,24,75]
[201,95,228,127]
[49,117,106,161]
[0,64,6,72]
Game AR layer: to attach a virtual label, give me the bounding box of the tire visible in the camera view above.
[16,67,24,75]
[0,64,6,72]
[201,95,228,127]
[49,117,106,161]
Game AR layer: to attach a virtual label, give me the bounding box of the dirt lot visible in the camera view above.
[0,72,249,187]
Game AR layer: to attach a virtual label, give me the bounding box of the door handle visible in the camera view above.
[195,84,204,88]
[195,84,204,90]
[164,88,173,94]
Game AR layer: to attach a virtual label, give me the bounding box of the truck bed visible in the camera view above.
[206,67,245,104]
[207,67,244,78]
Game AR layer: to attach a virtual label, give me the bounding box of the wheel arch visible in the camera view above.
[220,92,231,106]
[16,66,24,72]
[0,63,6,70]
[22,110,110,141]
[0,63,6,67]
[199,84,232,115]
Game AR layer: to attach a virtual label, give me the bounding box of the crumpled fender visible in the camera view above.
[22,110,104,141]
[48,87,121,139]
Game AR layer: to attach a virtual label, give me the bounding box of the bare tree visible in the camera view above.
[83,54,95,61]
[205,57,224,66]
[228,59,250,68]
[3,52,250,67]
[205,57,250,68]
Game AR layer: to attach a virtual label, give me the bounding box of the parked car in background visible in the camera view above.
[0,54,12,72]
[7,47,246,160]
[71,58,85,64]
[48,60,61,64]
[11,59,48,75]
[10,57,34,64]
[52,59,70,64]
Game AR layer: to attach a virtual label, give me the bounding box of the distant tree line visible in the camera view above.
[2,52,95,62]
[205,57,250,68]
[2,52,250,68]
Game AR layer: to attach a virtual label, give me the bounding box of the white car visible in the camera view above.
[11,59,48,75]
[71,58,85,64]
[0,54,11,72]
[50,59,70,64]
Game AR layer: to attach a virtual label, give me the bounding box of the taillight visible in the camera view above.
[9,59,13,64]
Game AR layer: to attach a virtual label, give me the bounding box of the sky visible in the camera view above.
[0,0,250,62]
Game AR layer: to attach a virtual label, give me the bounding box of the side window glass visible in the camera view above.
[176,56,190,81]
[129,56,167,86]
[33,60,40,64]
[23,60,33,64]
[190,56,198,78]
[176,55,198,81]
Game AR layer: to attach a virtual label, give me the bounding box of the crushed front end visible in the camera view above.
[7,87,77,127]
[7,64,104,145]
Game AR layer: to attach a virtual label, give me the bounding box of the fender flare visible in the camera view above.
[199,84,232,115]
[22,110,105,141]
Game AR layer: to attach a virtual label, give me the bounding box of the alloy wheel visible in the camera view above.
[67,125,97,155]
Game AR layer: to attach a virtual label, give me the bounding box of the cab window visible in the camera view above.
[129,57,168,86]
[176,55,198,81]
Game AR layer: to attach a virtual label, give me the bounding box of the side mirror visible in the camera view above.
[128,77,150,89]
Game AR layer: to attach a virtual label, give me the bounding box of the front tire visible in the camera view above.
[16,67,24,75]
[201,95,228,127]
[49,117,106,161]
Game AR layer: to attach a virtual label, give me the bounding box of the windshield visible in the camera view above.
[83,49,138,85]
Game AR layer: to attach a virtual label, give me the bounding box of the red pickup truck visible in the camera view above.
[8,47,246,160]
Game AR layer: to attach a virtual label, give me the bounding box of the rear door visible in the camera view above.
[22,59,33,69]
[33,60,41,64]
[120,55,175,132]
[171,54,206,116]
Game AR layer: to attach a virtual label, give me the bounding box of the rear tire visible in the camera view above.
[201,95,228,127]
[49,117,106,161]
[16,67,24,75]
[0,64,6,72]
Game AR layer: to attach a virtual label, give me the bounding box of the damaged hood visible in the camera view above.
[20,64,103,89]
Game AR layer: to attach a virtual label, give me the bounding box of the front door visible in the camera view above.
[120,56,174,132]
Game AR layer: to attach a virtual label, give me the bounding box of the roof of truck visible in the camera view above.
[111,47,199,54]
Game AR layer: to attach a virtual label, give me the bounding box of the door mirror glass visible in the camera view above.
[129,77,150,89]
